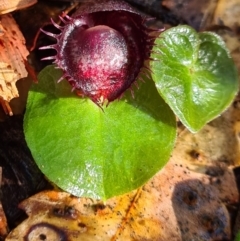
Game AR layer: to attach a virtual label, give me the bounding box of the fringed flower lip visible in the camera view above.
[40,0,162,106]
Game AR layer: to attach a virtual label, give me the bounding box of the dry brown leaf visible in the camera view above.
[0,13,29,115]
[0,0,37,15]
[213,0,240,28]
[6,157,238,241]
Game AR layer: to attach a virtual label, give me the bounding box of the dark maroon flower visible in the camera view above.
[41,0,155,106]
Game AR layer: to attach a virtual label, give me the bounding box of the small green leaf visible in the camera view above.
[24,65,176,199]
[150,25,239,132]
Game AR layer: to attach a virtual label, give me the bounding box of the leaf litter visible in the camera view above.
[0,14,29,115]
[5,157,238,241]
[2,0,240,240]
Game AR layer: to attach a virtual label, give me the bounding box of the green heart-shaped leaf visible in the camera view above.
[24,65,176,199]
[150,25,239,132]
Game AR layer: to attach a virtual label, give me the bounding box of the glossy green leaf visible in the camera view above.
[150,25,239,132]
[24,65,176,199]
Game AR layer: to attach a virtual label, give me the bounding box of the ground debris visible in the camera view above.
[0,14,29,115]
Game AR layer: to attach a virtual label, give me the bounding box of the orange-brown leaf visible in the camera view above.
[5,158,238,241]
